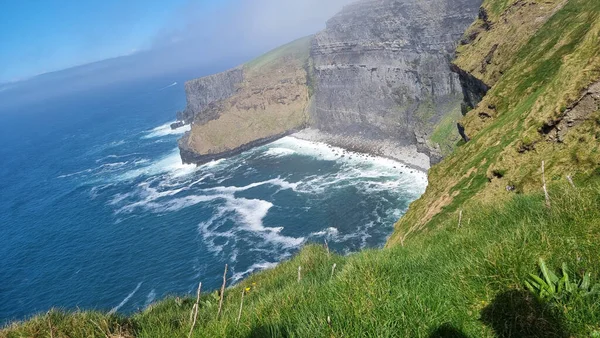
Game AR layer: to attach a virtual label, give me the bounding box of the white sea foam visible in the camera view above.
[158,82,178,91]
[57,162,129,179]
[261,136,428,194]
[229,198,272,232]
[107,131,426,284]
[96,153,143,163]
[189,174,214,188]
[195,194,304,254]
[203,177,298,194]
[144,289,156,308]
[231,262,279,283]
[267,137,342,161]
[263,147,296,157]
[200,159,226,169]
[109,282,142,314]
[118,148,196,181]
[100,162,128,169]
[89,183,114,200]
[115,183,195,214]
[288,157,427,195]
[57,168,94,179]
[133,159,151,166]
[226,197,304,247]
[110,192,131,205]
[150,194,226,213]
[309,227,340,239]
[143,122,191,139]
[109,140,126,147]
[198,206,234,254]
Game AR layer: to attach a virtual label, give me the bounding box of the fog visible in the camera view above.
[0,0,356,111]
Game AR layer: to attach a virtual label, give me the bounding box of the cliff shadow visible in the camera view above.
[480,290,569,338]
[429,323,470,338]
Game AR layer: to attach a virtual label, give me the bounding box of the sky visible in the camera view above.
[0,0,355,84]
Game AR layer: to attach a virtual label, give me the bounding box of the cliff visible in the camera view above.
[178,37,312,165]
[178,0,482,166]
[310,0,481,160]
[178,68,244,124]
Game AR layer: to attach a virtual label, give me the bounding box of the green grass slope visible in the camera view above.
[3,0,600,336]
[243,36,312,74]
[389,0,600,246]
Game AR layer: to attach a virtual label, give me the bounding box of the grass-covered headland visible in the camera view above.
[3,0,600,336]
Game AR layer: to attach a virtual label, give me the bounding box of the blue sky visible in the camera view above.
[0,0,353,84]
[0,0,228,82]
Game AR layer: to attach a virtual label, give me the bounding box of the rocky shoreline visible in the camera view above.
[177,124,431,171]
[178,128,304,166]
[291,128,431,172]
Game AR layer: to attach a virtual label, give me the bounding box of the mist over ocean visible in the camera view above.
[0,74,427,323]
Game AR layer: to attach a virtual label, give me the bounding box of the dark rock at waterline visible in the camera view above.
[170,121,185,130]
[178,129,300,166]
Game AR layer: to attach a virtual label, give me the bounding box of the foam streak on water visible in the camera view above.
[97,132,427,301]
[143,121,191,139]
[0,110,427,323]
[104,133,427,265]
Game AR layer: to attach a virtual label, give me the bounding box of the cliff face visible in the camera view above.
[179,0,482,166]
[178,38,311,165]
[310,0,482,160]
[178,68,244,124]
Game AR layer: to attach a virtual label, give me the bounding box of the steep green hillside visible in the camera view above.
[389,0,600,246]
[3,0,600,337]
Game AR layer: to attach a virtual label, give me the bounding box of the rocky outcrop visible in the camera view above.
[178,38,312,165]
[178,68,244,124]
[450,64,490,115]
[541,81,600,143]
[309,0,482,158]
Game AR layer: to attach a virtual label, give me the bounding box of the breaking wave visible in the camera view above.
[143,122,191,139]
[76,121,428,307]
[117,148,196,181]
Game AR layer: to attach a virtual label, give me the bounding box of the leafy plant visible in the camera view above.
[525,258,600,300]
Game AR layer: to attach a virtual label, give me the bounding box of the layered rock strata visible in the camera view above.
[178,68,244,124]
[309,0,482,161]
[178,0,482,166]
[178,38,311,165]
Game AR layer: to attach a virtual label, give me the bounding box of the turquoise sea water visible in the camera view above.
[0,74,427,323]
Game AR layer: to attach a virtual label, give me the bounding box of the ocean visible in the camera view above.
[0,74,427,323]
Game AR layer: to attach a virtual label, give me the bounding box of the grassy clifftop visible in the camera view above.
[244,36,312,75]
[3,1,600,337]
[183,37,311,157]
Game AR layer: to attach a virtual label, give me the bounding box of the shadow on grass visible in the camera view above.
[429,323,469,337]
[481,290,569,338]
[246,323,291,338]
